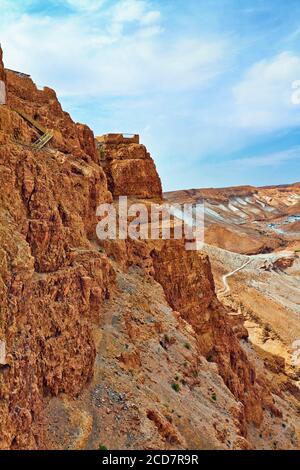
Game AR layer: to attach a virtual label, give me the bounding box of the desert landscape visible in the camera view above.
[0,45,300,451]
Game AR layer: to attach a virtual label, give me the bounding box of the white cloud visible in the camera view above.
[0,0,34,16]
[111,0,160,25]
[64,0,105,12]
[2,1,300,191]
[232,147,300,168]
[140,10,161,25]
[231,52,300,131]
[0,3,228,98]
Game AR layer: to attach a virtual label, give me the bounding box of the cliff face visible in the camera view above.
[0,47,298,450]
[96,134,162,199]
[0,49,115,448]
[150,241,279,427]
[6,69,97,160]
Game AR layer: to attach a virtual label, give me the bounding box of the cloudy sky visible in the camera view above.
[1,0,300,191]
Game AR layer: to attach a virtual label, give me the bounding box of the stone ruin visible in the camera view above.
[96,133,140,145]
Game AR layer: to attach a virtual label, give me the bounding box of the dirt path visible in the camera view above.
[218,258,252,296]
[218,250,295,297]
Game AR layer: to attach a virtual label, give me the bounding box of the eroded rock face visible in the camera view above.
[205,224,280,255]
[0,46,296,450]
[96,134,162,199]
[150,240,280,428]
[97,235,282,431]
[6,69,98,160]
[0,47,115,449]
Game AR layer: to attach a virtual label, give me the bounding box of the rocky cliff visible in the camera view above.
[0,47,298,450]
[0,49,115,448]
[150,241,281,428]
[95,133,162,199]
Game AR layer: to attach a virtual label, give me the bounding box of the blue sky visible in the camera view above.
[1,0,300,191]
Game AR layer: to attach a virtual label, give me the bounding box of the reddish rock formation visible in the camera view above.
[96,133,162,199]
[150,240,280,428]
[165,185,258,205]
[6,69,98,160]
[273,256,295,271]
[0,46,296,450]
[99,234,282,429]
[205,224,280,255]
[0,46,115,448]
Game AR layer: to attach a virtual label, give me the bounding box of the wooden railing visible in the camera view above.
[13,108,53,150]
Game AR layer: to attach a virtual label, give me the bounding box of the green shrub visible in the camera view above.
[99,444,108,450]
[171,382,180,392]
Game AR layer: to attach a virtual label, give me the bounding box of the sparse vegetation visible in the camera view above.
[171,382,180,392]
[98,146,106,160]
[184,342,191,350]
[99,443,108,450]
[211,392,217,401]
[160,334,173,350]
